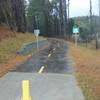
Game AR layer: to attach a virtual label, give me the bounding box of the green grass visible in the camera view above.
[0,33,45,63]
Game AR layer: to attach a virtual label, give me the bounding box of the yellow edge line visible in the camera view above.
[38,66,45,74]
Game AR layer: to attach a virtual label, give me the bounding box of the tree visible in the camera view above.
[0,0,26,33]
[12,0,26,32]
[59,0,67,37]
[50,0,60,36]
[27,0,52,36]
[67,18,75,38]
[27,0,69,37]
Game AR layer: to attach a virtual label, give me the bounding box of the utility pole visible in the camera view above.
[99,0,100,31]
[63,0,67,36]
[89,0,93,35]
[96,0,100,49]
[68,0,70,23]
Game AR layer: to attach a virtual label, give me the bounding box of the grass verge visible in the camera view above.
[0,33,45,77]
[0,33,44,63]
[69,43,100,100]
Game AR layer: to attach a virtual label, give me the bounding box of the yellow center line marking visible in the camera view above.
[53,48,56,51]
[28,54,32,57]
[21,80,31,100]
[48,54,51,57]
[38,66,45,74]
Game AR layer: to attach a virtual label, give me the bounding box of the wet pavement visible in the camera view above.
[13,39,73,74]
[0,39,84,100]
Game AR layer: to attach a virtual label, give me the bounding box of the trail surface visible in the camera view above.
[0,39,84,100]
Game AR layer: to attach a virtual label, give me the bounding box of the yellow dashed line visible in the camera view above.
[48,54,51,57]
[28,54,32,57]
[21,80,31,100]
[38,66,45,74]
[53,48,56,51]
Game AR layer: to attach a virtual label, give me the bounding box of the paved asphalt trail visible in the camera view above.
[13,39,72,74]
[0,39,84,100]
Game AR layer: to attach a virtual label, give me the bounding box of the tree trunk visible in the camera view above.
[0,0,26,33]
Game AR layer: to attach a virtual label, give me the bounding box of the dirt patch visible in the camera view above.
[0,26,46,77]
[0,43,49,77]
[0,55,31,77]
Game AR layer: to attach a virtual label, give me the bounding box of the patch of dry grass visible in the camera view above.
[0,32,45,77]
[0,55,31,77]
[69,43,100,100]
[0,33,44,63]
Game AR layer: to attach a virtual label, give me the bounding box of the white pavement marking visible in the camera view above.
[38,66,45,74]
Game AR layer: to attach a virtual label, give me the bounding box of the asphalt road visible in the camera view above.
[13,39,73,74]
[0,39,84,100]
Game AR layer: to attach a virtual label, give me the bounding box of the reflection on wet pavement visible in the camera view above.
[12,39,73,74]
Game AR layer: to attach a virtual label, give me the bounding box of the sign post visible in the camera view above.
[34,29,40,50]
[73,26,79,45]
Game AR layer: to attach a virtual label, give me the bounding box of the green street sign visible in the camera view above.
[73,27,79,33]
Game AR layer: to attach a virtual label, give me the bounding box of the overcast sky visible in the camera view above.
[69,0,99,17]
[27,0,99,17]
